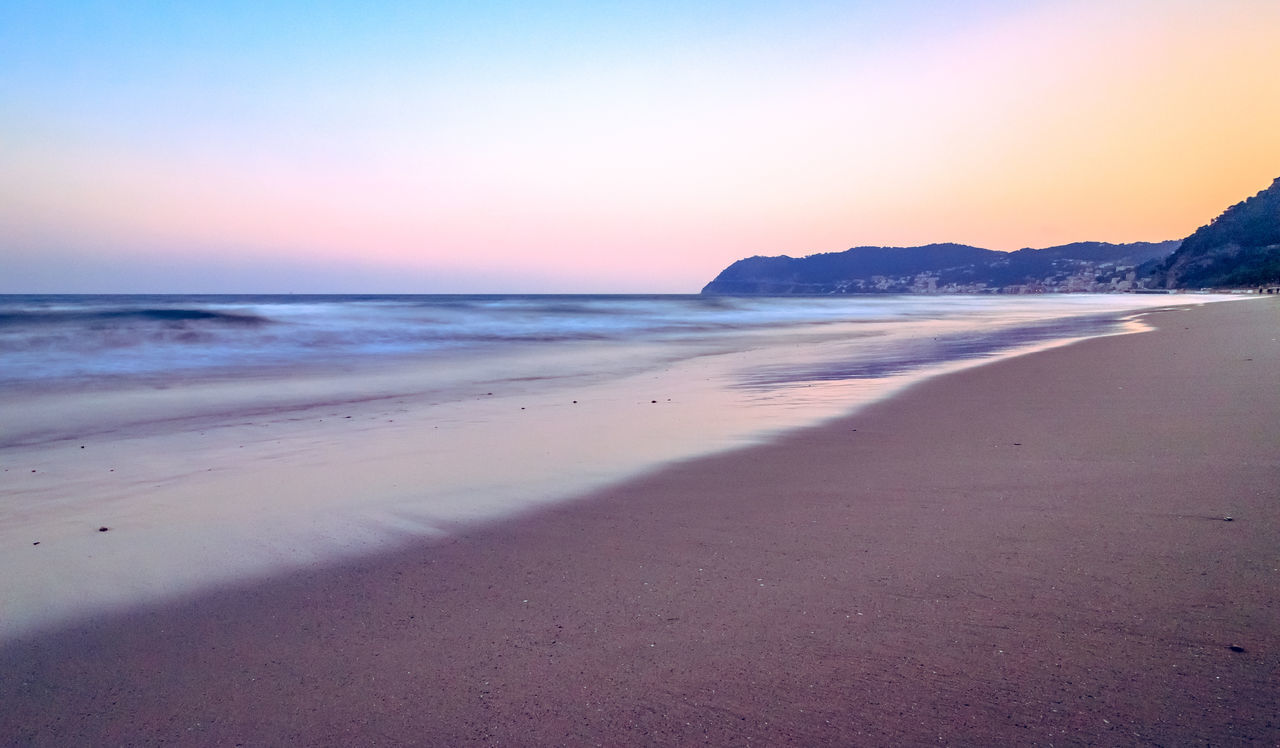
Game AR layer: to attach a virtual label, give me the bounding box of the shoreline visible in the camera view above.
[3,298,1278,744]
[0,297,1205,641]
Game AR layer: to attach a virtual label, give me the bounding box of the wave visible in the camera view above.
[0,307,272,327]
[0,293,1188,389]
[736,315,1120,385]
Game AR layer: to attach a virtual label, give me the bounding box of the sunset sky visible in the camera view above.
[2,0,1278,293]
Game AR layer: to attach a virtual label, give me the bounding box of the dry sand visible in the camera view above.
[2,298,1277,745]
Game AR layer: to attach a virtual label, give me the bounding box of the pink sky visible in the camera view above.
[2,0,1278,292]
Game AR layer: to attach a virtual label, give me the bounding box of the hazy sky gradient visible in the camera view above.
[2,0,1278,292]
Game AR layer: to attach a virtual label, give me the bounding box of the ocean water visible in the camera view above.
[0,292,1205,391]
[0,293,1225,637]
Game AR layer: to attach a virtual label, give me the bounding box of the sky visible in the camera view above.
[1,0,1278,293]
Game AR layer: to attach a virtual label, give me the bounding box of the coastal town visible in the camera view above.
[835,260,1144,294]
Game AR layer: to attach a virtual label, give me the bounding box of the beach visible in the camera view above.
[2,297,1277,744]
[0,293,1195,640]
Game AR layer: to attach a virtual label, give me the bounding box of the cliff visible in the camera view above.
[1149,177,1280,289]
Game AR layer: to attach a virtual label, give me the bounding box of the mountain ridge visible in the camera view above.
[1149,177,1280,289]
[702,176,1280,294]
[701,240,1176,295]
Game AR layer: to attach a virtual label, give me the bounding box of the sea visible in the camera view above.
[0,292,1226,637]
[0,292,1209,392]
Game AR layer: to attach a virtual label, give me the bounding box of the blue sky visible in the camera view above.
[2,0,1277,292]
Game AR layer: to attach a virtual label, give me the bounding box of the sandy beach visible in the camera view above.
[2,297,1277,745]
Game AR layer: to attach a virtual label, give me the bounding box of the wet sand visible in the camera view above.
[2,297,1277,745]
